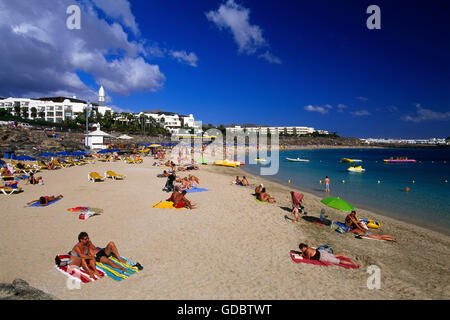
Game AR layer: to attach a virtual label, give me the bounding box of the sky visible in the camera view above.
[0,0,449,138]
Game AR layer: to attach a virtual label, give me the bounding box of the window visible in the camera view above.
[56,106,63,111]
[56,112,63,117]
[47,112,54,117]
[48,106,54,111]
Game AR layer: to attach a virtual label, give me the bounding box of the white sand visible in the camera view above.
[0,157,449,299]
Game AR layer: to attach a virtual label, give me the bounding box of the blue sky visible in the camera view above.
[0,0,449,138]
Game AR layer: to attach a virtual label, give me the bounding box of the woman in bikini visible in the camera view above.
[27,194,63,206]
[345,211,396,242]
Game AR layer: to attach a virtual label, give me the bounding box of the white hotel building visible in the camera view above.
[225,125,328,136]
[0,86,112,123]
[137,110,202,135]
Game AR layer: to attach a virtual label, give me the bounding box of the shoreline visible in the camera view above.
[239,165,450,237]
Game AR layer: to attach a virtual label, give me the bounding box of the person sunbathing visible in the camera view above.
[162,170,170,177]
[1,167,13,176]
[188,174,199,187]
[345,211,396,242]
[241,176,249,186]
[26,172,43,185]
[27,194,63,206]
[69,232,130,278]
[298,243,357,267]
[235,176,242,185]
[255,184,263,196]
[257,187,276,203]
[46,161,56,170]
[173,190,196,209]
[168,186,181,202]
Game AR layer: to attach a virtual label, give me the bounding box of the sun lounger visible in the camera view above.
[0,186,23,195]
[105,170,125,180]
[98,155,112,162]
[88,172,105,182]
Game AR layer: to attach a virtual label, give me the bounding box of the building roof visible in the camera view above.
[36,97,99,106]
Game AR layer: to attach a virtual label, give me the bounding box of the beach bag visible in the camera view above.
[55,254,70,267]
[317,245,333,254]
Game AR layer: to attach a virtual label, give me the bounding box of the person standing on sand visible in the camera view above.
[323,176,330,193]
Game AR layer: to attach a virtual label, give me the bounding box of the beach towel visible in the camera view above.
[289,250,359,269]
[231,181,252,188]
[184,188,208,193]
[67,207,103,213]
[28,197,62,207]
[151,201,184,209]
[54,254,105,283]
[255,196,268,203]
[95,255,142,281]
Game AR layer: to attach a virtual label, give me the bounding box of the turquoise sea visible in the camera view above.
[241,148,450,235]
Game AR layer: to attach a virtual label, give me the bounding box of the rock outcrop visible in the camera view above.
[0,279,57,300]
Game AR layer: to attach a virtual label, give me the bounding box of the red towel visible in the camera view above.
[289,250,359,269]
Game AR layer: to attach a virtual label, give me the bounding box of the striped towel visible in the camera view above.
[54,255,105,283]
[95,256,142,281]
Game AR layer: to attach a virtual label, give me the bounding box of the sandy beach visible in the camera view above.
[1,156,449,300]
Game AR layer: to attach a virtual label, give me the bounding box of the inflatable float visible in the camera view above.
[341,158,362,163]
[213,160,240,167]
[348,166,366,172]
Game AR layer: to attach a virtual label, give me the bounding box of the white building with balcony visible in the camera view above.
[0,87,112,123]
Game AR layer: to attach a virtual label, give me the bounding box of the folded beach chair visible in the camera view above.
[88,172,105,182]
[36,160,50,170]
[105,170,125,180]
[0,186,23,195]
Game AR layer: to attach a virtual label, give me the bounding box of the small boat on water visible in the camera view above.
[341,158,362,163]
[348,166,365,172]
[383,157,416,163]
[286,157,310,162]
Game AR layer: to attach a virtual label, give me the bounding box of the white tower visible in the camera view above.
[98,85,105,106]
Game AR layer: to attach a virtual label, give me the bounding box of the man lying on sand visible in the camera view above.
[27,194,63,206]
[345,211,396,242]
[69,232,128,279]
[299,243,357,267]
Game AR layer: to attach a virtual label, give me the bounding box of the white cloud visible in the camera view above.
[356,96,369,101]
[350,110,371,116]
[304,105,329,115]
[0,0,195,100]
[169,50,199,67]
[206,0,280,63]
[402,104,450,122]
[92,0,139,35]
[259,51,282,64]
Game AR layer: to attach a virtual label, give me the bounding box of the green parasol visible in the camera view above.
[320,197,355,212]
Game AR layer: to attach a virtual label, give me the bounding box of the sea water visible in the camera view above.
[242,148,450,235]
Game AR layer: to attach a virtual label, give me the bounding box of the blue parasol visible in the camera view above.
[38,152,56,157]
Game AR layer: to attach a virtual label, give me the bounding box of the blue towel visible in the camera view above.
[185,188,208,193]
[28,197,62,207]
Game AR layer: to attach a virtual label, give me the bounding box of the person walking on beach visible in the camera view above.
[323,176,330,193]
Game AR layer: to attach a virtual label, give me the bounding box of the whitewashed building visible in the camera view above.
[0,87,112,123]
[225,125,326,136]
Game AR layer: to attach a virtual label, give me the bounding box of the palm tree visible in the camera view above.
[21,107,29,119]
[30,107,37,119]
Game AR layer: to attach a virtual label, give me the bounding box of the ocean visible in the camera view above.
[241,148,450,235]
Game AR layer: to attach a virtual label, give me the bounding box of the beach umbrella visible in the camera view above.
[320,197,355,212]
[38,152,56,157]
[97,149,111,154]
[56,151,70,156]
[12,155,36,161]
